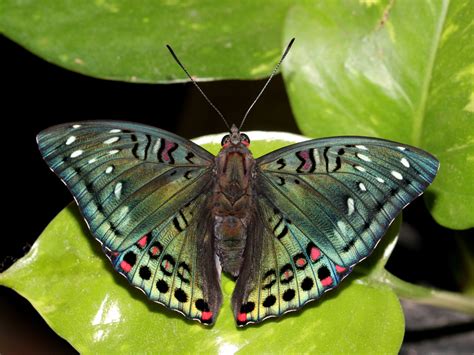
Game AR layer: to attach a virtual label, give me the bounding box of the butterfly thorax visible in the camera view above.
[212,142,256,278]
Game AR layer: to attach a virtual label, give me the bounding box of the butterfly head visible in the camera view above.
[221,124,250,148]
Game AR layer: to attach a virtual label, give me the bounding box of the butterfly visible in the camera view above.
[37,39,439,327]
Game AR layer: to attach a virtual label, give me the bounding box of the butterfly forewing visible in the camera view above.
[258,137,438,266]
[37,121,222,324]
[231,137,438,325]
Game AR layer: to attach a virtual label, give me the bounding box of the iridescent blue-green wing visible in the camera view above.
[232,136,438,325]
[232,195,353,326]
[37,121,222,324]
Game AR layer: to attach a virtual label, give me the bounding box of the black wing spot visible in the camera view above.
[167,143,178,165]
[184,171,193,180]
[143,134,151,160]
[123,251,137,267]
[179,210,188,227]
[240,302,255,313]
[272,217,283,233]
[317,265,330,280]
[333,156,342,172]
[185,152,195,164]
[293,253,308,269]
[195,299,210,312]
[277,177,285,186]
[160,254,175,276]
[282,289,296,302]
[279,264,294,284]
[295,151,306,173]
[308,148,316,173]
[301,277,314,291]
[148,242,162,259]
[262,295,277,308]
[294,179,300,184]
[130,134,139,159]
[177,262,191,283]
[276,158,286,170]
[139,266,151,280]
[262,269,276,290]
[109,221,121,236]
[157,138,165,162]
[156,279,169,293]
[323,146,330,172]
[174,288,188,303]
[173,217,184,232]
[342,238,357,253]
[276,225,288,240]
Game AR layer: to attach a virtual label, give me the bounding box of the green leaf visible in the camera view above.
[0,134,404,353]
[0,0,292,82]
[283,0,474,230]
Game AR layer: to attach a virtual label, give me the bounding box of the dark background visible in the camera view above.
[1,34,473,353]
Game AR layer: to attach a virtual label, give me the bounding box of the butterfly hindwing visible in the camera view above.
[37,121,222,323]
[232,137,438,325]
[106,193,222,323]
[232,196,352,325]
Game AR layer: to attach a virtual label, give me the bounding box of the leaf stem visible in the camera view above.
[378,270,474,315]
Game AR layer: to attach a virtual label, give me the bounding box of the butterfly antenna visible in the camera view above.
[166,45,231,131]
[239,38,295,130]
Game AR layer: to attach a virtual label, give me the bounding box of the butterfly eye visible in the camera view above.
[240,133,250,146]
[221,134,231,146]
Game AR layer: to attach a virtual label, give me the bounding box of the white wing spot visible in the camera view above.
[354,165,366,172]
[105,166,114,174]
[400,157,410,168]
[114,182,123,199]
[104,137,120,145]
[65,136,76,145]
[391,171,403,180]
[88,158,97,164]
[359,182,367,191]
[118,206,129,220]
[397,146,406,151]
[312,148,321,165]
[109,149,120,155]
[109,129,121,133]
[72,124,81,129]
[336,220,348,235]
[347,198,355,215]
[356,153,371,162]
[356,145,368,150]
[70,150,83,158]
[152,140,161,154]
[376,177,385,183]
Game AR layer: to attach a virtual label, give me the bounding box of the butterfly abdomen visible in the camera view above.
[212,144,256,277]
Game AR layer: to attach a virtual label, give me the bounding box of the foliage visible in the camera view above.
[1,0,473,352]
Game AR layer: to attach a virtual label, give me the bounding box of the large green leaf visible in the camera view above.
[0,134,404,353]
[282,0,474,230]
[0,0,292,82]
